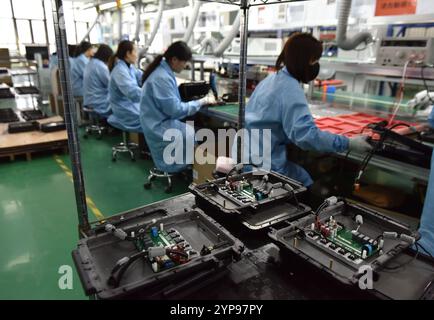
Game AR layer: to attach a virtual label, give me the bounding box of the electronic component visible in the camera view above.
[132,225,192,273]
[14,86,40,95]
[376,37,434,66]
[0,108,19,123]
[178,81,210,102]
[8,121,39,133]
[308,213,381,264]
[40,121,66,132]
[21,109,47,121]
[0,87,14,99]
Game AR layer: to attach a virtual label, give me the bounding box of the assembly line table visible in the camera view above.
[196,91,431,182]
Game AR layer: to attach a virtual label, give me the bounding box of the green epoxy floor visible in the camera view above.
[0,127,189,299]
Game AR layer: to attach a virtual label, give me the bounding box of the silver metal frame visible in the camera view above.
[111,131,138,161]
[52,0,90,233]
[144,168,174,193]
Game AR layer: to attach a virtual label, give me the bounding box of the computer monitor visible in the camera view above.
[25,45,49,60]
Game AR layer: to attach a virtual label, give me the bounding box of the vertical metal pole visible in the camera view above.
[191,61,195,81]
[117,0,123,42]
[29,20,35,44]
[42,0,51,53]
[51,0,90,233]
[237,0,249,164]
[9,0,20,53]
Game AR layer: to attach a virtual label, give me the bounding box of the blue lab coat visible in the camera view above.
[238,67,349,186]
[71,53,89,97]
[418,106,434,256]
[108,59,143,132]
[140,59,201,173]
[83,58,111,117]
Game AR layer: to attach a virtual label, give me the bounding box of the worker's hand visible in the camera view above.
[198,95,217,107]
[348,135,373,153]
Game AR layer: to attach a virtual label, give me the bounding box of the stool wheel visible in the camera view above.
[144,182,152,189]
[112,156,116,162]
[164,185,172,193]
[83,134,88,139]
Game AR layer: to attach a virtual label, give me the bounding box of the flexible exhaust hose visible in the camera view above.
[198,11,241,57]
[182,0,202,44]
[133,1,143,43]
[139,0,165,58]
[80,9,101,43]
[336,0,373,50]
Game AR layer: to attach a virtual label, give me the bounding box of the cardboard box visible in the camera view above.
[192,142,218,185]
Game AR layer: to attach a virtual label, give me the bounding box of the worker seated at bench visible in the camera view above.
[412,98,434,258]
[83,44,114,119]
[108,40,143,132]
[232,33,372,187]
[139,41,214,173]
[71,41,94,98]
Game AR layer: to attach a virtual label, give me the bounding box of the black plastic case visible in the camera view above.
[72,208,244,300]
[268,201,434,300]
[189,170,310,229]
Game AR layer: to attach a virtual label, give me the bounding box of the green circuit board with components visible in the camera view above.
[133,226,197,273]
[306,216,382,262]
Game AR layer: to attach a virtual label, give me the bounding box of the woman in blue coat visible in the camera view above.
[417,106,434,257]
[83,44,114,117]
[108,40,143,132]
[140,41,212,173]
[71,41,94,97]
[238,33,371,187]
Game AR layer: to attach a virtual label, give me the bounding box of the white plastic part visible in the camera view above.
[362,250,367,259]
[311,223,315,230]
[379,239,384,249]
[355,215,363,225]
[148,246,166,259]
[160,223,164,231]
[151,262,158,273]
[215,156,236,174]
[325,196,338,206]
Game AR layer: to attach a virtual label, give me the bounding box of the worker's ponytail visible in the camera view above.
[141,55,163,83]
[142,41,192,83]
[275,50,285,71]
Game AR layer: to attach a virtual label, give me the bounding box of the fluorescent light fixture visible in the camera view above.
[100,2,117,10]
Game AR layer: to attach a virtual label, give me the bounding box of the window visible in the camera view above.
[0,18,15,46]
[16,19,32,44]
[12,0,44,19]
[0,0,12,18]
[76,22,88,43]
[32,20,46,44]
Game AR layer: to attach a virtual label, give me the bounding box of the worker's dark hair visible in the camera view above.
[142,41,192,83]
[108,40,135,72]
[275,32,323,83]
[93,44,114,64]
[74,41,92,57]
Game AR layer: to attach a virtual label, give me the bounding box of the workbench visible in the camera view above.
[84,193,434,300]
[196,91,431,182]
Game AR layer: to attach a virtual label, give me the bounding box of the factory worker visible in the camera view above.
[83,44,114,117]
[140,41,214,173]
[108,40,143,131]
[71,41,94,97]
[416,105,434,257]
[237,33,371,187]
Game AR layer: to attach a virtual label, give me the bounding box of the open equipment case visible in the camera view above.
[189,170,311,230]
[72,205,244,300]
[268,200,434,300]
